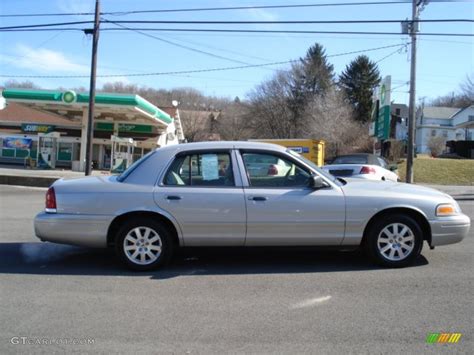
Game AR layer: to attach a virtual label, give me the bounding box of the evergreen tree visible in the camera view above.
[287,43,335,136]
[339,55,381,123]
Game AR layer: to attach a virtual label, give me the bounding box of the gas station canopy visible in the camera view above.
[2,89,173,126]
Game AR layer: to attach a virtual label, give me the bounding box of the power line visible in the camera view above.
[103,19,474,25]
[104,19,253,66]
[375,44,408,63]
[2,18,471,31]
[0,21,93,30]
[0,2,414,17]
[0,43,408,79]
[1,28,472,37]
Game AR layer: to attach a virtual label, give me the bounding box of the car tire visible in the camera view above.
[115,218,174,271]
[365,214,423,268]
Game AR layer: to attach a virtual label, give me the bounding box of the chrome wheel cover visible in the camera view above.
[123,226,162,265]
[377,223,415,261]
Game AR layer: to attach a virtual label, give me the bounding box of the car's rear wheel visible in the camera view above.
[115,218,173,271]
[365,214,423,267]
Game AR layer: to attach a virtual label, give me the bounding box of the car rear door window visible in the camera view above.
[164,152,234,187]
[242,152,311,188]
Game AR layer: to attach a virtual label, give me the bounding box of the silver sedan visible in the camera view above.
[34,141,470,270]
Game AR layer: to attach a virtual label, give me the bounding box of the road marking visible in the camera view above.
[290,296,332,309]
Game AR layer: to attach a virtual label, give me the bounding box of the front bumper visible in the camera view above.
[34,212,112,248]
[429,213,471,246]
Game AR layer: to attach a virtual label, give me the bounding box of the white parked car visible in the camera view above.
[323,154,399,182]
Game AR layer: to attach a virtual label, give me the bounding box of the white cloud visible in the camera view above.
[56,0,95,16]
[246,8,279,22]
[2,45,90,74]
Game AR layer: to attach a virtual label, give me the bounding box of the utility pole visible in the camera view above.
[406,0,427,183]
[85,0,100,176]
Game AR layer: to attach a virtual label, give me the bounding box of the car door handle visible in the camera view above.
[166,195,182,200]
[248,196,267,201]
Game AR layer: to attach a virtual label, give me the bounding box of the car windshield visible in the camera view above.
[332,155,368,164]
[286,149,342,185]
[116,151,154,182]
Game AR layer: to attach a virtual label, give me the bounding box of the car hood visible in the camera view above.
[340,179,453,200]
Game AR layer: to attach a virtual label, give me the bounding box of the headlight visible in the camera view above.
[436,203,458,216]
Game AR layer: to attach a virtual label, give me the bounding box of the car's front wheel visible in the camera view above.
[365,214,423,267]
[115,218,173,271]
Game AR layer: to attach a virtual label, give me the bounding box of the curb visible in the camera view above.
[0,175,57,188]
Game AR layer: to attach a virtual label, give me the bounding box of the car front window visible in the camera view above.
[286,149,341,185]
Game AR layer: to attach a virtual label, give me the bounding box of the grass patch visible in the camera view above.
[398,157,474,185]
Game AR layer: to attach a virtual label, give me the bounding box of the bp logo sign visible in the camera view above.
[62,90,77,104]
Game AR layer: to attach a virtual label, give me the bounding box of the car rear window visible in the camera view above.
[332,155,368,164]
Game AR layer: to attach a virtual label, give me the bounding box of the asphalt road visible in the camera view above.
[0,185,472,354]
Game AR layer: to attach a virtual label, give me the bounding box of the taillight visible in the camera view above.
[45,187,57,213]
[360,166,376,174]
[267,164,278,175]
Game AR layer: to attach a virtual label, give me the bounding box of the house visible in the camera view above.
[452,105,474,141]
[416,106,458,154]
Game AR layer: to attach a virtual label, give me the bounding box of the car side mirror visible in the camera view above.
[309,175,329,189]
[388,164,398,172]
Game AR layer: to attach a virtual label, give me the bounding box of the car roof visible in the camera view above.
[156,141,287,154]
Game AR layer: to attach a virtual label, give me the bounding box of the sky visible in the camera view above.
[0,0,473,106]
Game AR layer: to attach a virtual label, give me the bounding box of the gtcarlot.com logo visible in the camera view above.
[10,337,95,346]
[426,333,462,344]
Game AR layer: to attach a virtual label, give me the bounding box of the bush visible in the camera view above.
[427,136,446,157]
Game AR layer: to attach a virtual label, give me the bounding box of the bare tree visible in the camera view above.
[427,136,446,157]
[304,89,368,158]
[215,101,252,140]
[429,73,474,108]
[2,80,41,89]
[245,70,299,138]
[460,73,474,103]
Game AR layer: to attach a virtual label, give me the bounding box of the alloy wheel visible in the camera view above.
[123,226,162,265]
[377,223,415,261]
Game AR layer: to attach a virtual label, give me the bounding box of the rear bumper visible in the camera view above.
[34,212,112,248]
[429,214,471,246]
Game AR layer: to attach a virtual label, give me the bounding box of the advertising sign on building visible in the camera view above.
[21,124,55,133]
[3,137,33,149]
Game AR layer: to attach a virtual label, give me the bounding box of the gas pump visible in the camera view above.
[111,135,136,173]
[37,132,60,169]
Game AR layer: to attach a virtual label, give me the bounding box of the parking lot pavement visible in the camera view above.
[0,185,472,353]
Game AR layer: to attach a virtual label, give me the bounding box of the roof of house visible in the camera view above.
[0,102,78,126]
[421,106,461,119]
